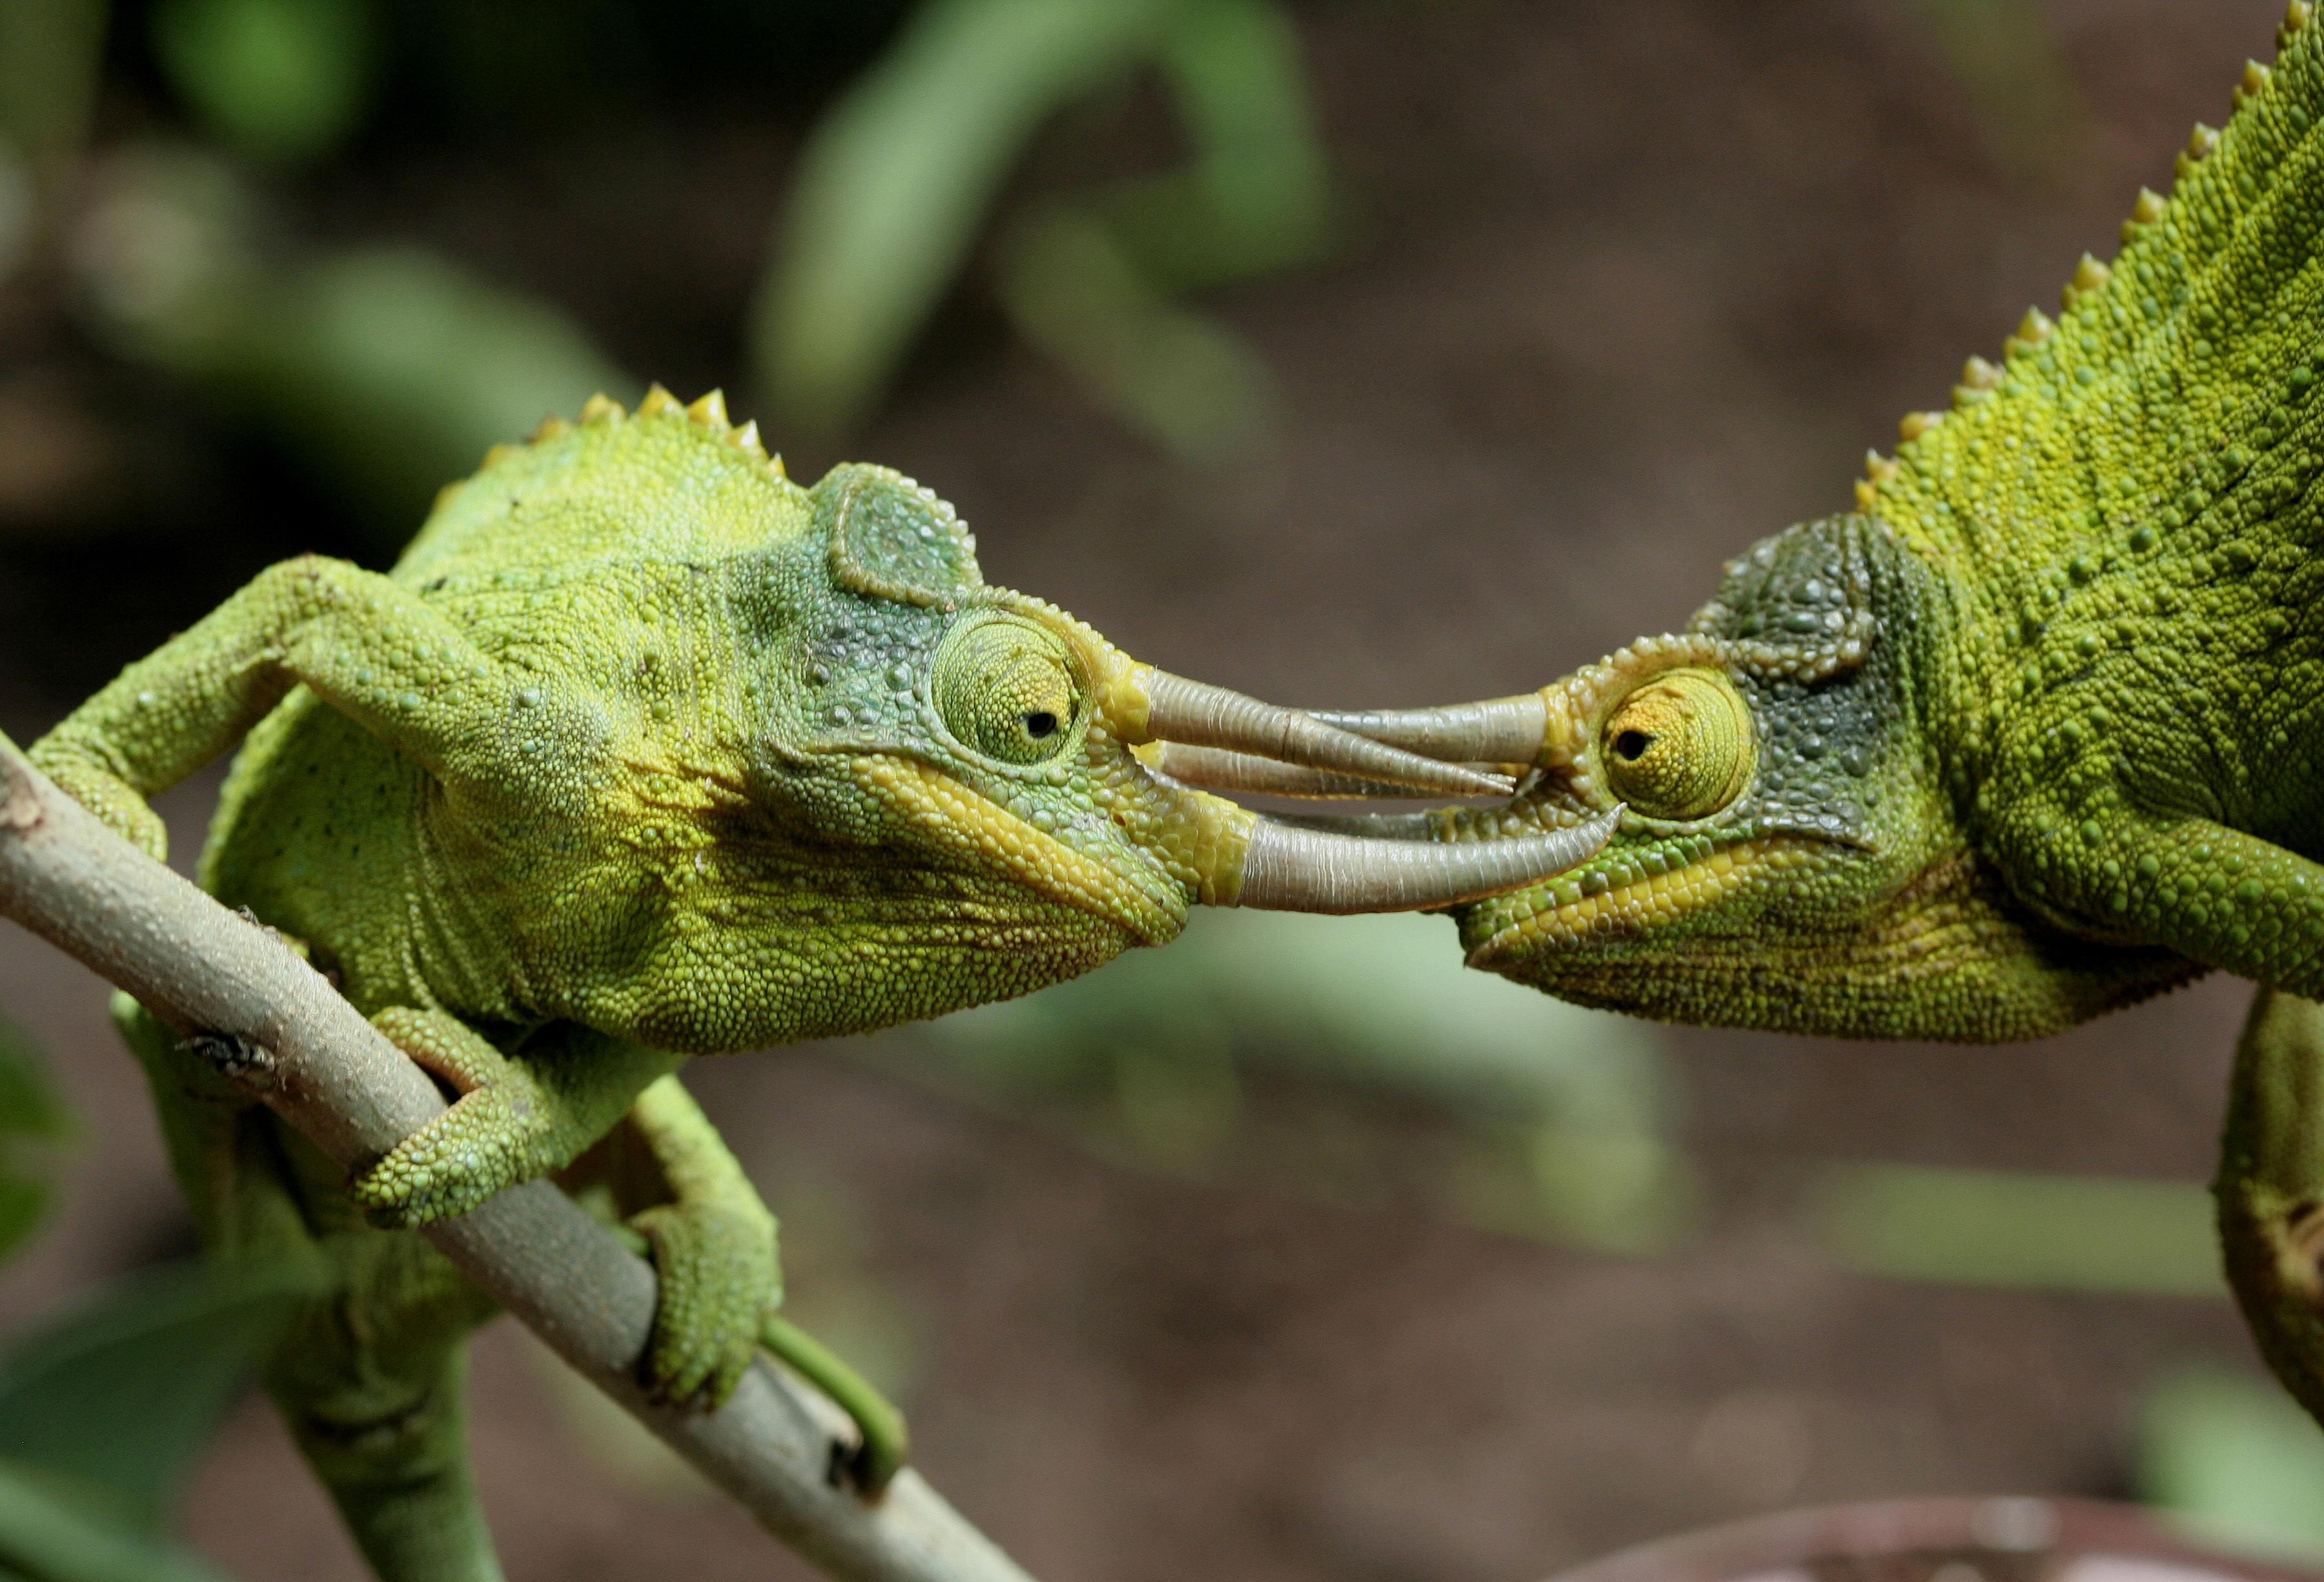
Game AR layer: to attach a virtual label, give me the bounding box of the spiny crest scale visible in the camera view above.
[1855,0,2324,558]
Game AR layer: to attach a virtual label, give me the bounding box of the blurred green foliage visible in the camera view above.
[0,1255,320,1581]
[2141,1366,2324,1562]
[0,999,303,1581]
[0,1255,322,1534]
[7,0,1329,519]
[759,0,1329,459]
[1808,1160,2221,1295]
[74,145,629,537]
[877,908,1698,1255]
[0,1009,70,1265]
[150,0,372,165]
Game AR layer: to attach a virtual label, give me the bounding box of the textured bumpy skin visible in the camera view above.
[1399,9,2324,1435]
[26,386,1305,1580]
[1440,17,2324,1036]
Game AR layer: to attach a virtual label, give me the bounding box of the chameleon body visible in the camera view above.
[29,385,1610,1581]
[1323,7,2324,1426]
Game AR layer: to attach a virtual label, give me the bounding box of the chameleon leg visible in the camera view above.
[620,1074,781,1408]
[2216,985,2324,1426]
[114,996,507,1582]
[352,1010,682,1226]
[562,1076,908,1488]
[28,553,607,861]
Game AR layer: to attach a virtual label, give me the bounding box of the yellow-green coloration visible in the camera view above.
[1428,10,2324,1042]
[1363,6,2324,1446]
[1598,670,1753,823]
[30,382,1454,1581]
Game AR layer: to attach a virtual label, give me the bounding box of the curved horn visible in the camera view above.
[1143,743,1427,799]
[1231,805,1621,914]
[1307,693,1550,765]
[1139,670,1511,798]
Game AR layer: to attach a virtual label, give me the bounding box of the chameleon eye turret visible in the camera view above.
[930,612,1085,765]
[1596,669,1753,821]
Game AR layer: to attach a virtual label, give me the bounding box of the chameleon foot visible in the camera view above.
[630,1193,780,1409]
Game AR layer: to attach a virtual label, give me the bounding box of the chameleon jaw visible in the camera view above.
[1461,833,1818,967]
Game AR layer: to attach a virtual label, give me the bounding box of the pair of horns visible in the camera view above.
[1142,686,1552,801]
[1120,672,1605,914]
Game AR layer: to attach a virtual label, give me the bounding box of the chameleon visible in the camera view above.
[1290,3,2324,1433]
[25,383,1615,1582]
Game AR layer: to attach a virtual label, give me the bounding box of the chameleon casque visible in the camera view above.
[1306,4,2324,1438]
[25,385,1611,1581]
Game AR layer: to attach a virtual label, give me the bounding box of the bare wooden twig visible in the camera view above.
[0,732,1035,1582]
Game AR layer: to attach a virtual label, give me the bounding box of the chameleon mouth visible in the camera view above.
[855,754,1188,944]
[1463,835,1818,967]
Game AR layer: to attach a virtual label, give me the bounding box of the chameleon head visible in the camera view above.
[704,457,1617,1042]
[1306,515,2199,1040]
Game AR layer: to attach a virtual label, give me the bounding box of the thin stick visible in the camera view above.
[0,733,1034,1582]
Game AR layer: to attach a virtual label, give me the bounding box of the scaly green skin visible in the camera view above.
[28,385,1272,1581]
[1427,8,2324,1429]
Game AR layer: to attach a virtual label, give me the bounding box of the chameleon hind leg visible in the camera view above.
[563,1073,910,1488]
[115,995,505,1582]
[2216,985,2324,1424]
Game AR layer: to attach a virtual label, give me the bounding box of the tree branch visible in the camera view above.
[0,733,1035,1582]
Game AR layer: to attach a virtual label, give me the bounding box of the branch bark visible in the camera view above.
[0,732,1035,1582]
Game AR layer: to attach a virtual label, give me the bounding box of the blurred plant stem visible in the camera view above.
[71,145,630,544]
[0,0,108,277]
[755,0,1330,465]
[1810,1161,2222,1295]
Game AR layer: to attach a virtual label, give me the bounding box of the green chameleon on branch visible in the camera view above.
[1309,3,2324,1435]
[26,384,1613,1582]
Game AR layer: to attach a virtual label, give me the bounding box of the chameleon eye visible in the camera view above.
[930,614,1084,765]
[1599,668,1753,819]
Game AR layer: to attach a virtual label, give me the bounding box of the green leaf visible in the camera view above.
[150,0,374,166]
[0,1257,323,1534]
[2141,1366,2324,1562]
[755,0,1176,440]
[0,1008,70,1268]
[992,204,1277,463]
[0,1460,231,1582]
[74,147,632,539]
[1809,1161,2225,1295]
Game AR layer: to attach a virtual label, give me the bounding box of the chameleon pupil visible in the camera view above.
[1615,730,1652,761]
[1024,711,1057,738]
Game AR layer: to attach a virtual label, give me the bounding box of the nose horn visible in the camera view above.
[1307,694,1550,766]
[1136,670,1513,798]
[1229,805,1621,914]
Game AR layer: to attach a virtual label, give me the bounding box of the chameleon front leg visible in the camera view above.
[355,1010,681,1226]
[29,553,596,858]
[2216,985,2324,1426]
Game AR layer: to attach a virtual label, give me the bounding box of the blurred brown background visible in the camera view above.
[0,1,2314,1579]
